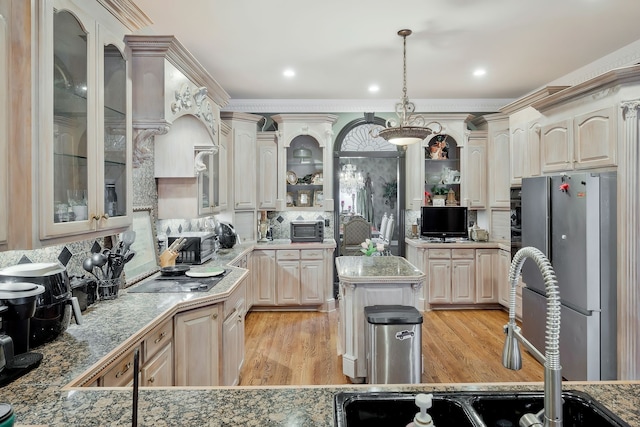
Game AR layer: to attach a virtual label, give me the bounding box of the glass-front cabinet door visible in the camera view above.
[40,0,131,239]
[197,149,219,215]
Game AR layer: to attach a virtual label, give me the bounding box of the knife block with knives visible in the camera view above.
[159,237,187,267]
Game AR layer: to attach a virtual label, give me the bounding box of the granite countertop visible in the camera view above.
[335,255,426,283]
[1,241,639,426]
[405,238,511,251]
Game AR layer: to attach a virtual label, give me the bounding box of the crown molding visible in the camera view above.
[125,35,230,108]
[97,0,152,31]
[222,98,514,114]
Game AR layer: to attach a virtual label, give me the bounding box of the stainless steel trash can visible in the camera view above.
[365,305,423,384]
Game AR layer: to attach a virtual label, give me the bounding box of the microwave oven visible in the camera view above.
[290,220,324,243]
[167,231,217,264]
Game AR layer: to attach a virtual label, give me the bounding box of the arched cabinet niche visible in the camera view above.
[272,114,337,211]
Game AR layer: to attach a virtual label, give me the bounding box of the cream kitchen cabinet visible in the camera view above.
[222,276,247,386]
[428,248,475,305]
[217,121,231,211]
[498,248,523,319]
[475,249,499,304]
[510,119,542,185]
[276,249,325,306]
[250,249,276,306]
[541,107,617,173]
[141,317,173,387]
[462,131,487,209]
[141,342,173,387]
[486,116,511,209]
[257,132,278,210]
[222,112,263,211]
[37,0,137,241]
[100,344,140,387]
[174,304,221,386]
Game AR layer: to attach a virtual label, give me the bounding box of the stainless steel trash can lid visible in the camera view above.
[364,305,423,324]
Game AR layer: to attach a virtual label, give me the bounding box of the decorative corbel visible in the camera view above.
[171,84,193,114]
[193,146,219,175]
[132,125,169,168]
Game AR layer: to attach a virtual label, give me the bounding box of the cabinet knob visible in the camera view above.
[148,376,155,383]
[154,331,167,343]
[101,213,110,220]
[91,214,100,221]
[212,313,218,320]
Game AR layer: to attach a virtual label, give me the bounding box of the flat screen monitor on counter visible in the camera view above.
[421,206,468,241]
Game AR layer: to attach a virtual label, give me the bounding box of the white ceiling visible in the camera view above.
[131,0,640,113]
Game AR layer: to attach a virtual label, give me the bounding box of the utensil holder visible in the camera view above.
[98,277,122,300]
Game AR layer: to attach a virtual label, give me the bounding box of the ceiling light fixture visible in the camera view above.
[283,68,295,78]
[374,29,443,147]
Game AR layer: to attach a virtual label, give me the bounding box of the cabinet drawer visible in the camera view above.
[301,249,323,260]
[277,250,300,260]
[428,249,451,259]
[101,345,140,387]
[224,282,246,319]
[143,319,173,362]
[452,249,475,259]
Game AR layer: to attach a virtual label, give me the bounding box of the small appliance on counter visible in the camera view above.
[0,262,76,348]
[167,231,217,264]
[290,220,324,243]
[215,222,238,249]
[0,282,46,387]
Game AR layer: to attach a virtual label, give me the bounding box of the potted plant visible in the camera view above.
[431,185,448,206]
[382,179,397,209]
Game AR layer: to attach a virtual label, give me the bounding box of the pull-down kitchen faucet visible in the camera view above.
[502,246,563,427]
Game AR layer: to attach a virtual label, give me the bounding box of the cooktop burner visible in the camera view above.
[128,269,230,293]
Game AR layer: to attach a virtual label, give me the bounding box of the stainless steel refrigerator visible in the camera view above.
[520,172,617,380]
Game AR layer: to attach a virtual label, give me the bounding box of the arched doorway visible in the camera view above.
[333,114,406,258]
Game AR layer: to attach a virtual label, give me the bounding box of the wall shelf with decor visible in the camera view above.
[284,135,324,209]
[424,135,461,206]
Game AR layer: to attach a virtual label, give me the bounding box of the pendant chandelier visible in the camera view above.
[340,163,365,195]
[376,29,444,147]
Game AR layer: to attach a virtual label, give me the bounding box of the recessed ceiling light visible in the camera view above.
[473,68,486,77]
[368,84,380,93]
[283,68,295,78]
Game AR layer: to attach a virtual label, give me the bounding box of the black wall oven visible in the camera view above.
[510,187,522,259]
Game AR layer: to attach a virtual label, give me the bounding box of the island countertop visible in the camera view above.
[335,255,426,283]
[1,244,639,425]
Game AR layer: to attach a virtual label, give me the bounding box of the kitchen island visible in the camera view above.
[335,256,425,383]
[0,247,639,425]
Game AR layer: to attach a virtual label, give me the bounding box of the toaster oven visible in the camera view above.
[167,232,217,264]
[290,220,324,243]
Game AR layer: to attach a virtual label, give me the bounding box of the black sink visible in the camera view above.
[334,392,478,427]
[334,391,631,427]
[470,391,631,427]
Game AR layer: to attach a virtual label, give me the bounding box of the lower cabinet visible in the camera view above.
[141,342,173,387]
[100,345,141,387]
[251,249,325,307]
[222,276,247,386]
[251,249,276,305]
[475,249,499,304]
[428,248,475,305]
[141,318,174,387]
[498,248,523,319]
[174,304,221,386]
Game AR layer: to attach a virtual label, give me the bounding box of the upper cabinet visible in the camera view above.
[37,0,140,240]
[271,114,338,211]
[125,35,230,219]
[221,112,263,211]
[257,132,278,210]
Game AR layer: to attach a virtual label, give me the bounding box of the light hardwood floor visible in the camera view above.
[239,308,544,386]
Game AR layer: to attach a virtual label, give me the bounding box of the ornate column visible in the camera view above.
[618,99,640,379]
